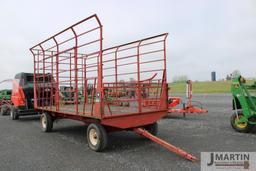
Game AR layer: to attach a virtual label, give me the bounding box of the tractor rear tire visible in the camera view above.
[230,112,254,133]
[10,106,19,120]
[144,122,158,136]
[41,113,53,132]
[1,104,10,115]
[87,123,108,152]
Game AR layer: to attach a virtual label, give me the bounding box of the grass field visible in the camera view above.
[169,81,232,94]
[169,80,256,94]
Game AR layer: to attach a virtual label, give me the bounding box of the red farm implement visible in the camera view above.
[0,79,13,115]
[168,80,208,117]
[0,98,12,115]
[30,14,197,161]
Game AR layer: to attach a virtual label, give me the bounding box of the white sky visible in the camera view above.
[0,0,255,82]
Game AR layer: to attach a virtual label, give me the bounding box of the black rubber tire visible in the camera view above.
[87,123,108,152]
[230,112,254,133]
[41,113,53,132]
[144,122,158,136]
[10,106,19,120]
[0,106,4,115]
[1,104,10,115]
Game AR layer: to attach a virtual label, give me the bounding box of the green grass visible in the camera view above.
[169,80,256,94]
[169,81,232,94]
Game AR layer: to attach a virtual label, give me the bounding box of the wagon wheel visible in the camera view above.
[144,122,158,136]
[41,113,53,132]
[230,112,254,133]
[10,106,19,120]
[87,123,108,152]
[0,104,10,115]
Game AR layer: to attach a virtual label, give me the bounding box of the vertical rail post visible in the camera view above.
[91,78,96,116]
[186,80,192,107]
[50,51,54,110]
[71,27,79,114]
[53,37,60,111]
[99,23,104,117]
[93,15,104,118]
[137,41,143,113]
[39,45,45,109]
[114,47,119,101]
[70,52,72,103]
[159,34,168,110]
[83,58,87,114]
[30,49,37,109]
[84,58,87,104]
[37,51,40,107]
[80,55,83,113]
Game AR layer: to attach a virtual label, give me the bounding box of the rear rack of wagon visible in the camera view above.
[30,14,197,161]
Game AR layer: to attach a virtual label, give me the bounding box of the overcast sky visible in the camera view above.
[0,0,255,82]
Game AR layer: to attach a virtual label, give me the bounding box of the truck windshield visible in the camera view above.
[27,76,34,83]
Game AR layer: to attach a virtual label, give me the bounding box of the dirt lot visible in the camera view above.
[0,94,255,171]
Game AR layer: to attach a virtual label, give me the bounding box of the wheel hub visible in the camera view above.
[41,115,47,129]
[89,129,98,146]
[235,115,247,129]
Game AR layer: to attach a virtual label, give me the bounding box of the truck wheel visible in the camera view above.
[87,123,108,152]
[10,106,19,120]
[41,113,53,132]
[1,105,10,115]
[230,112,254,133]
[144,122,158,136]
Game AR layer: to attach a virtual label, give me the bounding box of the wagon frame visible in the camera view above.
[30,14,197,161]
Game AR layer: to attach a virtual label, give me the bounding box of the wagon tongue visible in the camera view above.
[133,128,198,162]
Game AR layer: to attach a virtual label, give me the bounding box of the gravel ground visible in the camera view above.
[0,94,255,171]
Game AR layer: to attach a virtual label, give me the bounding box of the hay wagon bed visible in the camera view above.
[30,14,196,161]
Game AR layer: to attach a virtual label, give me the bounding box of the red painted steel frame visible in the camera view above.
[0,79,13,107]
[168,80,208,114]
[30,14,169,129]
[30,14,200,162]
[0,99,12,107]
[134,128,198,162]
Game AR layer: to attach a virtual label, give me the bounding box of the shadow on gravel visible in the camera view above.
[50,123,150,152]
[164,114,187,120]
[250,127,256,133]
[53,124,87,135]
[163,114,205,121]
[230,126,256,134]
[17,115,40,122]
[105,131,150,152]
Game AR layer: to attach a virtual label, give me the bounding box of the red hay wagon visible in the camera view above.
[30,14,197,161]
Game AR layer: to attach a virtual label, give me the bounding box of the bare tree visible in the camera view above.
[231,70,241,78]
[226,74,232,81]
[173,75,188,83]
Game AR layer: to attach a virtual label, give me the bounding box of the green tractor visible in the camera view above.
[0,89,12,115]
[230,75,256,133]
